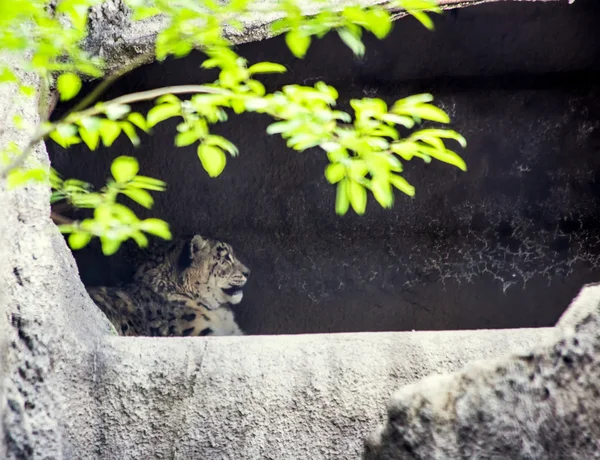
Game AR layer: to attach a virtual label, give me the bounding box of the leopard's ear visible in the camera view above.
[177,235,209,270]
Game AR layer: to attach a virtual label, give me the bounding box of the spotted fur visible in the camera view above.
[87,235,250,337]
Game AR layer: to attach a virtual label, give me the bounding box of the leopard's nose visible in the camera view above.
[242,268,251,277]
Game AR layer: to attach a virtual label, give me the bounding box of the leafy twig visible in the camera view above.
[1,84,226,179]
[69,53,154,114]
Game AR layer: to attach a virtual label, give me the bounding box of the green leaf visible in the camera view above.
[381,114,415,128]
[57,73,82,101]
[366,9,392,39]
[411,104,450,123]
[285,30,311,58]
[348,180,367,215]
[335,179,350,215]
[337,28,365,57]
[130,175,167,191]
[79,127,100,150]
[198,144,227,177]
[248,62,287,74]
[140,218,172,239]
[120,121,140,146]
[147,103,180,127]
[122,188,154,208]
[411,11,434,30]
[204,135,239,157]
[325,163,346,184]
[130,231,149,248]
[427,149,467,171]
[99,120,121,147]
[392,94,434,109]
[155,94,181,105]
[100,237,121,256]
[266,121,293,135]
[390,141,418,161]
[111,156,139,183]
[247,79,266,96]
[49,130,70,149]
[390,174,415,197]
[175,130,199,147]
[127,113,149,133]
[371,177,393,208]
[68,232,92,250]
[416,129,467,148]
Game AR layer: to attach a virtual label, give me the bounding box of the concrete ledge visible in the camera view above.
[91,328,553,459]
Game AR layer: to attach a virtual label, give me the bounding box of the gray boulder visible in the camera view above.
[364,282,600,459]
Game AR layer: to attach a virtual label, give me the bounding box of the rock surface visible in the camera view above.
[364,282,600,459]
[0,59,113,460]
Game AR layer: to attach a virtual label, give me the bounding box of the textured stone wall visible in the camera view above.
[364,282,600,459]
[50,0,600,335]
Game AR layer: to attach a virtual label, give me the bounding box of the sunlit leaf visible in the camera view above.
[99,120,121,147]
[371,176,393,208]
[248,62,287,74]
[410,104,450,123]
[68,232,92,250]
[120,121,140,146]
[147,103,180,127]
[122,188,154,208]
[175,130,199,147]
[426,148,467,171]
[79,127,100,150]
[127,112,149,133]
[130,175,167,191]
[337,28,365,57]
[410,11,434,30]
[365,9,392,39]
[57,73,82,101]
[390,174,415,197]
[111,156,139,183]
[140,218,172,239]
[198,144,227,177]
[285,30,311,58]
[348,180,367,215]
[130,230,149,247]
[204,135,239,156]
[415,129,467,148]
[335,179,350,215]
[325,163,346,184]
[100,237,121,256]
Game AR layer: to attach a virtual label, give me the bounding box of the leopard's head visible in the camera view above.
[177,235,250,309]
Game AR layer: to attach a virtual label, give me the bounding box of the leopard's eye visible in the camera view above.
[227,253,234,263]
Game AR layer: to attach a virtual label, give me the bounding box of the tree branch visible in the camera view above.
[0,84,226,179]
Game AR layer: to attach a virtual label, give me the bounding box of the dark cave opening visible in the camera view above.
[48,0,600,335]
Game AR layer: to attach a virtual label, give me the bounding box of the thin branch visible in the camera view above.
[69,53,154,114]
[50,211,74,225]
[63,84,227,121]
[1,84,225,179]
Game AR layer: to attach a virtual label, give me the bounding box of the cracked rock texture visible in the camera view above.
[0,58,114,459]
[364,282,600,460]
[51,0,600,335]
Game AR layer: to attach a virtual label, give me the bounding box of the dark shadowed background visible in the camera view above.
[49,0,600,335]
